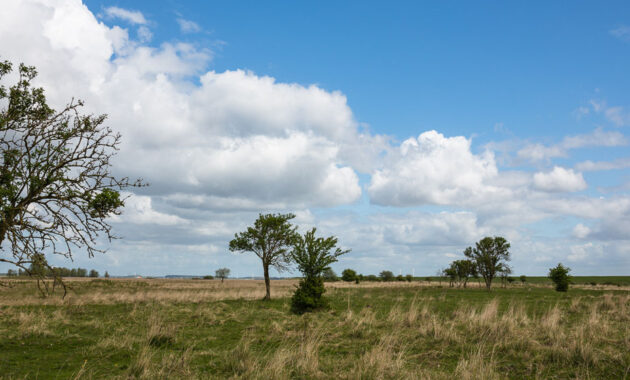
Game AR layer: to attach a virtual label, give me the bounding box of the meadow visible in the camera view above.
[0,278,628,379]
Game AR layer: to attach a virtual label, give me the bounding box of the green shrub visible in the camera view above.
[291,277,327,314]
[548,263,571,292]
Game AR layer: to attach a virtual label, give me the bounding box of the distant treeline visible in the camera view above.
[5,267,107,278]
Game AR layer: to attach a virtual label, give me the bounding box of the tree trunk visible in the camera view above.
[485,277,492,290]
[263,264,271,300]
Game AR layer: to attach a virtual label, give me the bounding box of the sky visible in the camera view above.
[1,0,629,277]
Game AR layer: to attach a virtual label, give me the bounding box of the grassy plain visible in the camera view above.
[0,278,628,379]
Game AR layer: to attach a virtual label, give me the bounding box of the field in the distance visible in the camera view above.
[0,278,628,379]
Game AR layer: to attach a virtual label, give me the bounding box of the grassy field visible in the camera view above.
[0,278,628,379]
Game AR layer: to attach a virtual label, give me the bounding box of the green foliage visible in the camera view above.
[405,274,413,282]
[215,268,230,282]
[291,277,328,314]
[229,213,298,300]
[520,275,526,283]
[341,268,357,282]
[88,188,124,218]
[104,271,110,278]
[548,263,572,292]
[203,275,214,280]
[290,228,349,314]
[396,274,404,281]
[379,270,394,282]
[464,236,511,290]
[89,269,99,278]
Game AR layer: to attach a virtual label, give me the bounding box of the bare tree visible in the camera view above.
[0,60,142,295]
[229,213,298,300]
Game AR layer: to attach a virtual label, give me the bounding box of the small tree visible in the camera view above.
[548,263,571,292]
[6,269,16,276]
[104,271,110,278]
[405,274,413,282]
[89,269,99,278]
[322,268,338,282]
[519,275,526,284]
[215,268,230,283]
[341,268,357,282]
[290,228,349,314]
[450,259,477,288]
[379,270,394,282]
[443,266,457,287]
[229,213,298,300]
[464,237,511,290]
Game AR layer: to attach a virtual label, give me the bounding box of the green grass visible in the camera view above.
[0,280,628,379]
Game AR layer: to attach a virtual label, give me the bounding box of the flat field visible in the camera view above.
[0,278,628,379]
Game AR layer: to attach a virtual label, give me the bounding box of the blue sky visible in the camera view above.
[1,0,629,277]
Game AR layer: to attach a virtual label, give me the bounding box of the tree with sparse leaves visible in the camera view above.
[464,237,511,290]
[0,60,142,295]
[290,228,349,314]
[215,267,230,283]
[229,213,298,300]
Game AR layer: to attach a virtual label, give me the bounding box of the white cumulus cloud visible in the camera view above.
[533,166,587,192]
[368,130,498,206]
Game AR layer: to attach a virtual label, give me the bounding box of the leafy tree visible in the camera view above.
[0,60,141,295]
[89,269,99,278]
[104,271,110,278]
[449,259,477,288]
[519,275,526,284]
[215,268,230,283]
[405,274,413,282]
[229,213,298,300]
[464,237,511,290]
[425,277,432,284]
[365,274,378,282]
[341,268,357,282]
[322,268,338,282]
[443,266,457,287]
[290,228,349,314]
[379,270,394,282]
[548,263,571,292]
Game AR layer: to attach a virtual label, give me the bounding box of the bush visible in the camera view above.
[379,270,394,282]
[341,269,357,282]
[203,275,214,280]
[405,274,413,282]
[548,263,571,292]
[291,277,327,314]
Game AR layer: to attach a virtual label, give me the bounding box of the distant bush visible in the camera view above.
[548,263,571,292]
[405,274,413,282]
[341,269,357,282]
[379,271,394,282]
[203,275,214,280]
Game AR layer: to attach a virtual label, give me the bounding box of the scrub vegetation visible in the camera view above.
[0,278,628,379]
